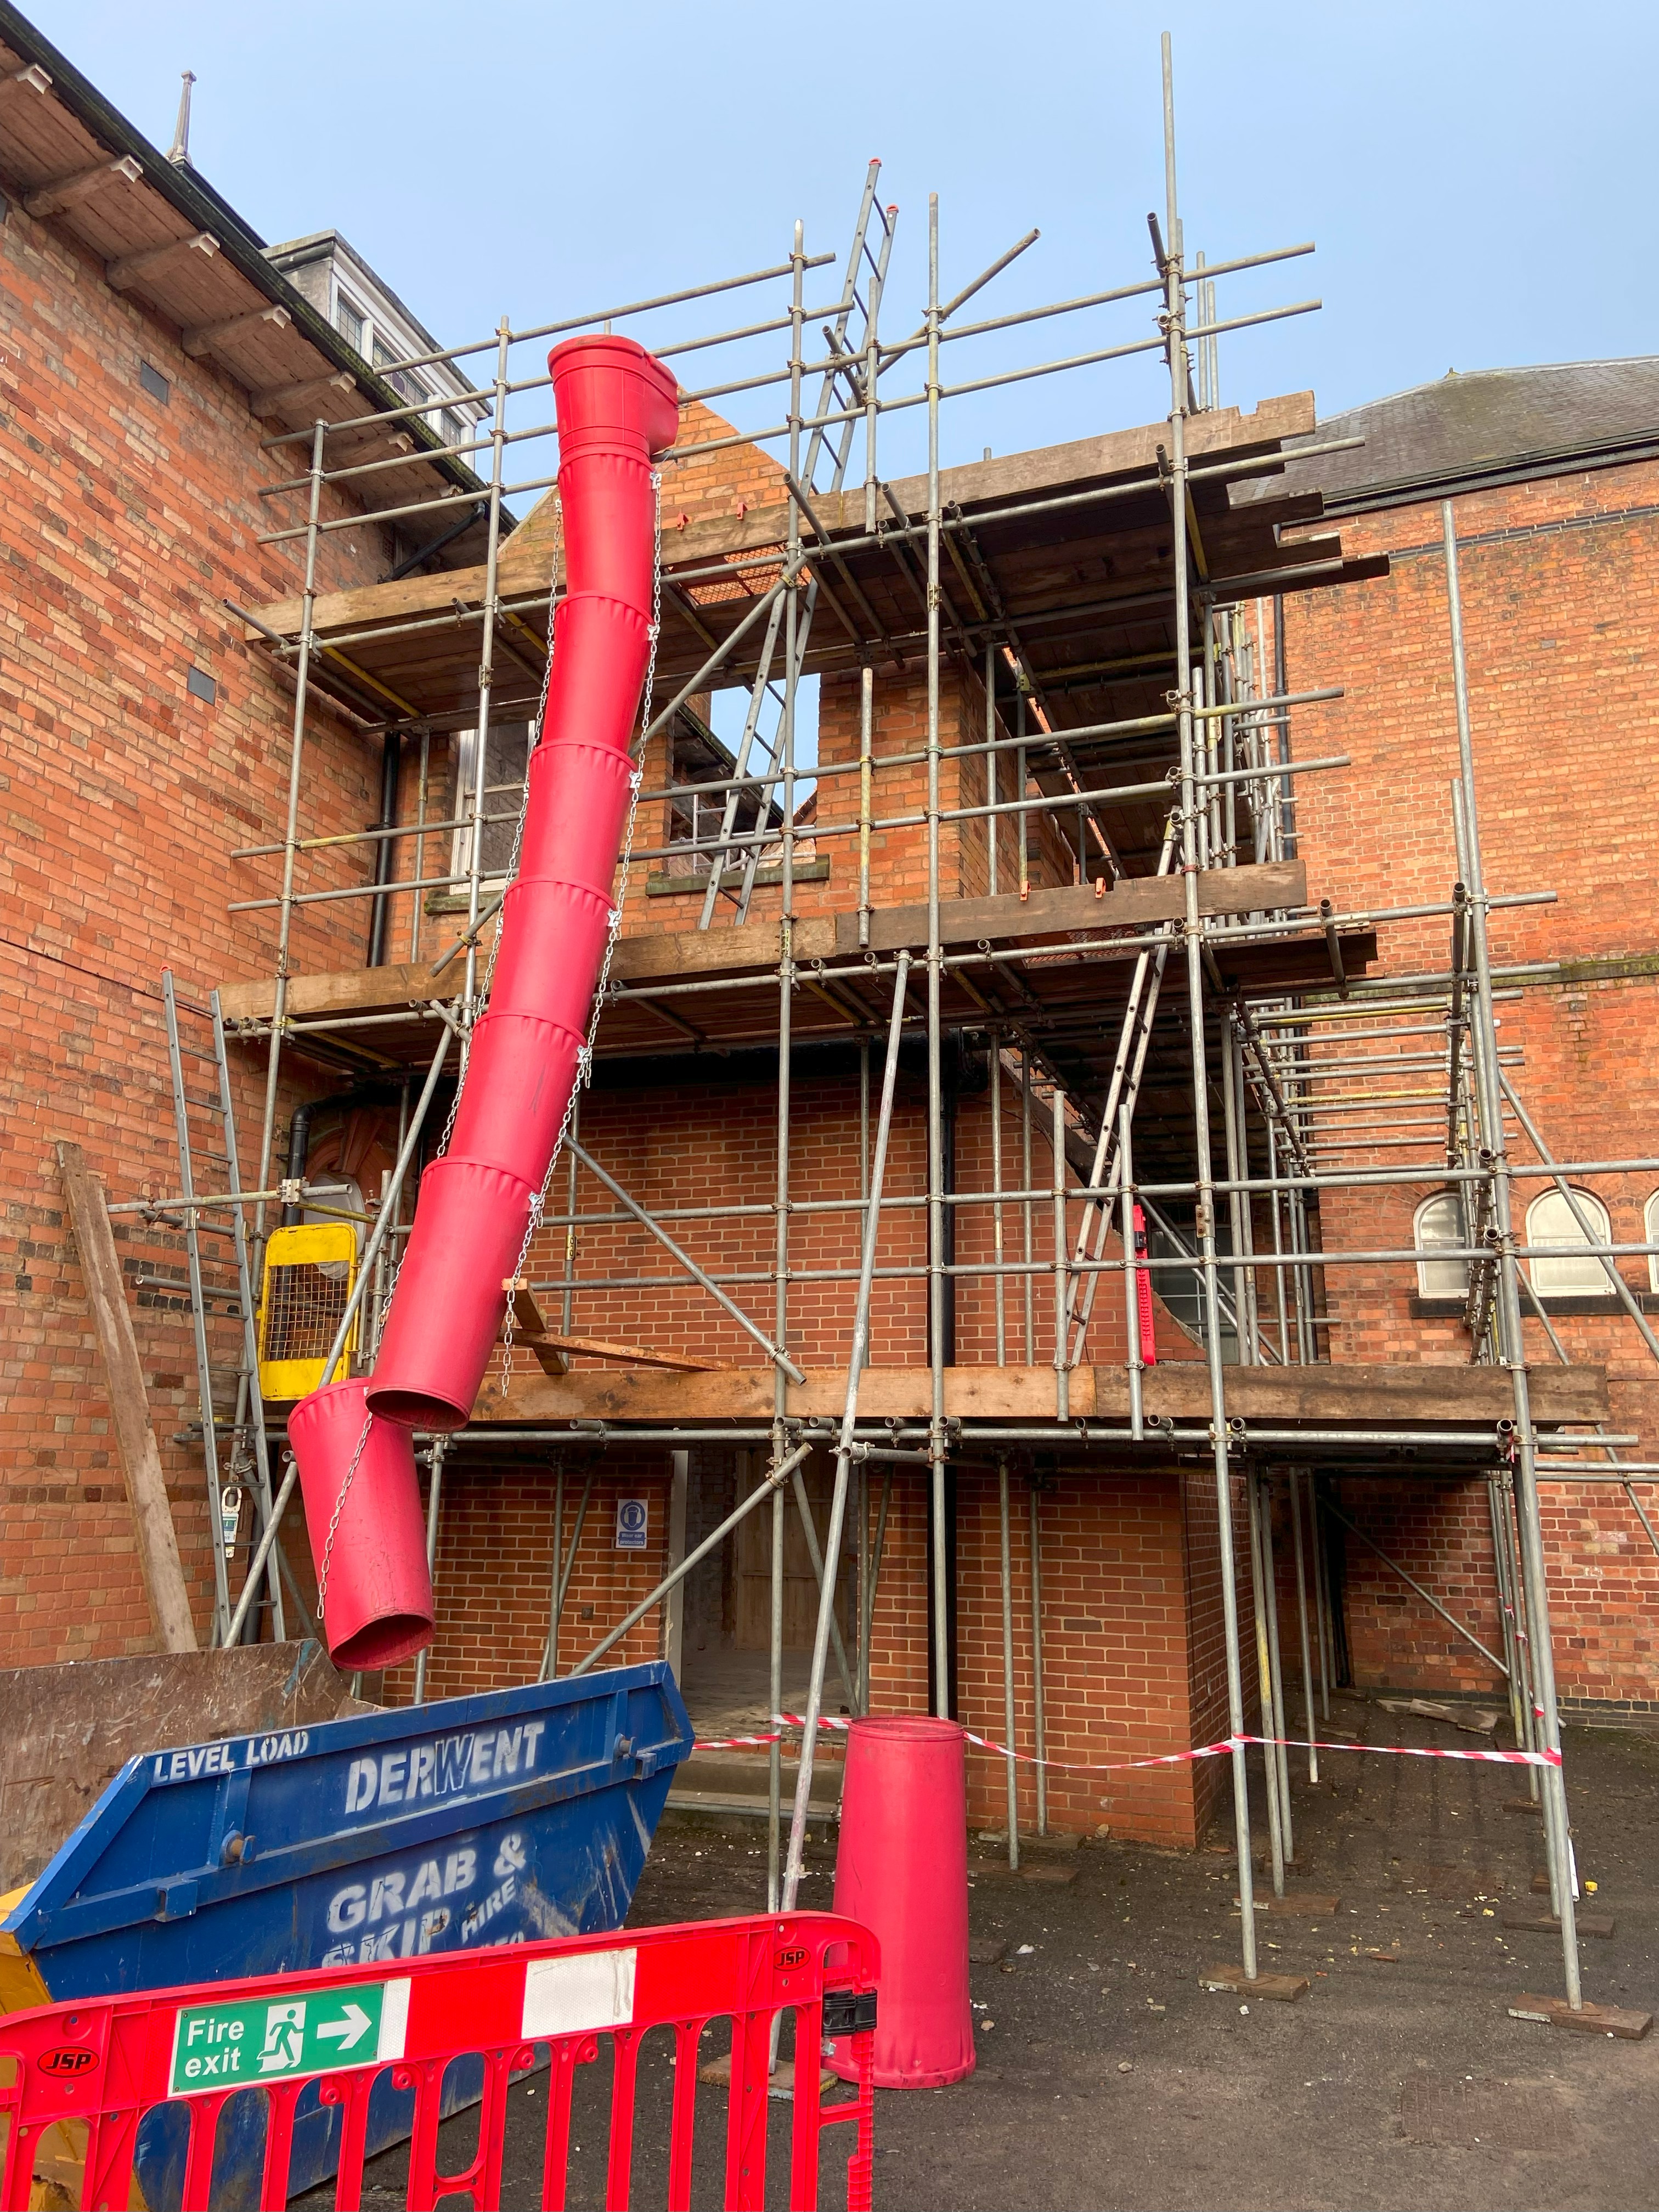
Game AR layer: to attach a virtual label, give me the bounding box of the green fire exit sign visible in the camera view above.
[168,1977,409,2096]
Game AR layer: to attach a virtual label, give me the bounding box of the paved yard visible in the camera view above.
[311,1698,1658,2210]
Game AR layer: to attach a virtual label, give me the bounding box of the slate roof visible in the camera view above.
[1240,359,1659,514]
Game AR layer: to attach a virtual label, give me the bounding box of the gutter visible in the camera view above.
[1279,426,1659,520]
[0,0,493,512]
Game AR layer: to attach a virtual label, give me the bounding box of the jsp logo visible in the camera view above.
[38,2046,97,2078]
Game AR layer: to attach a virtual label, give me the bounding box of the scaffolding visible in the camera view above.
[104,37,1659,2021]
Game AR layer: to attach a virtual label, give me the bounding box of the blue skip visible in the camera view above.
[0,1662,692,2205]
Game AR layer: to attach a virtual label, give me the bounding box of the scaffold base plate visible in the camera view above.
[1501,1908,1617,1938]
[1507,1995,1651,2039]
[1200,1965,1311,2002]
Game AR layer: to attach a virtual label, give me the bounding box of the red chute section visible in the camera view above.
[290,336,679,1663]
[289,1378,433,1668]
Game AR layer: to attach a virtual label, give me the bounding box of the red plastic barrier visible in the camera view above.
[0,1911,878,2212]
[826,1716,975,2090]
[288,1379,433,1668]
[365,335,679,1435]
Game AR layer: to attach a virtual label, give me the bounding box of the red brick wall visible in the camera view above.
[1278,460,1659,1709]
[504,1057,1190,1390]
[390,1446,1235,1848]
[384,1452,676,1704]
[0,195,418,1662]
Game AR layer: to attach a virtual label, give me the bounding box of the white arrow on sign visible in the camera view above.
[316,2002,373,2051]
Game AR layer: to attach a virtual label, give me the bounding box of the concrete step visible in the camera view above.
[664,1749,842,1837]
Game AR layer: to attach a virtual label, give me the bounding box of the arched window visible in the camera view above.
[1414,1192,1468,1299]
[1525,1188,1611,1296]
[1646,1192,1659,1295]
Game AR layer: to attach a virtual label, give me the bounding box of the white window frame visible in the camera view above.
[332,282,368,356]
[1413,1190,1468,1300]
[1648,1192,1659,1295]
[450,723,533,895]
[1525,1187,1612,1297]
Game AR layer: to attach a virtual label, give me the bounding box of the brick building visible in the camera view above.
[1250,363,1659,1717]
[1,0,1650,1903]
[0,1,496,1658]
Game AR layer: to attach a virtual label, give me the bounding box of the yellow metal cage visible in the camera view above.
[256,1222,359,1401]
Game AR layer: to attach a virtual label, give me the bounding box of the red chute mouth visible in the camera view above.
[548,333,681,459]
[843,1715,967,1744]
[363,1384,473,1432]
[329,1611,435,1671]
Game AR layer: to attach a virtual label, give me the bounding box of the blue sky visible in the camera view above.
[25,0,1659,486]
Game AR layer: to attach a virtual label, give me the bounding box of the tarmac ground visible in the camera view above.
[302,1695,1659,2211]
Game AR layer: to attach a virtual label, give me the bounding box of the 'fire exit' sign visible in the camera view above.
[168,1978,409,2096]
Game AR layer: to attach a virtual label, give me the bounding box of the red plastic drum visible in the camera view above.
[826,1714,975,2089]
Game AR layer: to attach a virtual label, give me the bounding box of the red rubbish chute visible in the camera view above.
[290,336,680,1666]
[826,1716,975,2088]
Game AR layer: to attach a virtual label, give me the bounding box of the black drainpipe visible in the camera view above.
[281,1081,404,1225]
[365,729,402,968]
[382,500,488,584]
[281,1100,317,1227]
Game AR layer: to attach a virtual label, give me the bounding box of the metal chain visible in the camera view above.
[314,1410,373,1618]
[499,468,662,1395]
[312,469,654,1584]
[432,493,565,1167]
[380,483,567,1354]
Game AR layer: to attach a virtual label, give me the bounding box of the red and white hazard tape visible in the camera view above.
[959,1728,1561,1775]
[691,1715,852,1752]
[693,1714,1560,1773]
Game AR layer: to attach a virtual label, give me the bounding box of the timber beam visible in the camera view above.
[470,1360,1609,1431]
[215,861,1309,1025]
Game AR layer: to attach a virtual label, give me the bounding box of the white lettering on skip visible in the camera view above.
[343,1720,545,1814]
[150,1729,313,1786]
[325,1849,478,1936]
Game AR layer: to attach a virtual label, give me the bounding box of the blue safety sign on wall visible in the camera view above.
[614,1497,648,1550]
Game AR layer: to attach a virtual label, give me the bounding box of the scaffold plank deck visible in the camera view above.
[215,861,1310,1025]
[243,394,1325,649]
[470,1360,1609,1429]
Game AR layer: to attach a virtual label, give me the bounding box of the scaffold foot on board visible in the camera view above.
[1500,1908,1617,1938]
[696,2052,838,2098]
[1200,1964,1311,2002]
[1507,1994,1651,2039]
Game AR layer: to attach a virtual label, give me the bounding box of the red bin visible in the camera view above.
[826,1714,975,2089]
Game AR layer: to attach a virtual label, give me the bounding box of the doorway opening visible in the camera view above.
[676,1447,855,1742]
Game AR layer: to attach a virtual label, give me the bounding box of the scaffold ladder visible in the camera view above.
[159,969,287,1646]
